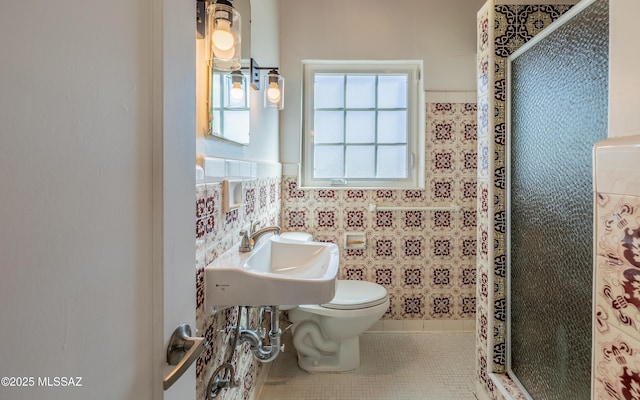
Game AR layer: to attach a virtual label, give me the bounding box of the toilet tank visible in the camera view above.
[278,232,313,242]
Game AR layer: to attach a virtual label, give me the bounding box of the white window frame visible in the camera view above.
[301,60,425,189]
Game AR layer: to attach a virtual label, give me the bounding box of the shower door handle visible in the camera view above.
[163,323,206,390]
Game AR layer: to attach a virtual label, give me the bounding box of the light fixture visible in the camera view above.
[226,70,246,108]
[196,1,206,39]
[250,59,285,110]
[264,69,284,109]
[208,0,241,71]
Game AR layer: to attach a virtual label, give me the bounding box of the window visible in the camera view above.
[301,61,424,189]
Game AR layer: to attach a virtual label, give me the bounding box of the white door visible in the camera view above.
[155,0,199,398]
[0,0,197,399]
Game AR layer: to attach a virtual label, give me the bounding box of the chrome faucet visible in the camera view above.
[238,225,281,252]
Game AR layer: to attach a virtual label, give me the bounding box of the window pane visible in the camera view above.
[303,62,421,187]
[211,110,221,135]
[345,111,375,143]
[378,75,407,109]
[378,111,407,143]
[346,146,375,178]
[223,110,250,142]
[377,145,407,178]
[314,111,344,143]
[315,74,344,108]
[212,74,222,108]
[346,75,376,108]
[314,145,344,178]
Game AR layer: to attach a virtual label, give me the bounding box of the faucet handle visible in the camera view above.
[239,230,252,252]
[250,220,261,234]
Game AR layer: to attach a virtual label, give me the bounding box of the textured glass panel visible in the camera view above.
[314,145,344,178]
[345,75,376,108]
[345,146,375,178]
[378,111,407,143]
[314,74,344,109]
[345,111,375,143]
[314,111,344,144]
[378,75,407,109]
[377,145,407,178]
[509,1,608,399]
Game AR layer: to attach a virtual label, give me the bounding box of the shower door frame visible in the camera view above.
[504,0,600,397]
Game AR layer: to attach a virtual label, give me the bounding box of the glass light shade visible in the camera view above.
[208,1,241,71]
[230,83,244,101]
[264,71,284,110]
[225,71,247,108]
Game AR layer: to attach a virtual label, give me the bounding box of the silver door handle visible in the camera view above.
[163,323,206,390]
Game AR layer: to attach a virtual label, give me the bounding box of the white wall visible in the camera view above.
[0,0,160,398]
[609,0,640,137]
[279,0,486,164]
[196,0,281,163]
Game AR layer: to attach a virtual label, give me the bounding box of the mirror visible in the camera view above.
[207,0,252,145]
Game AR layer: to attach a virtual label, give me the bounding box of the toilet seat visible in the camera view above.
[321,280,388,310]
[289,279,389,372]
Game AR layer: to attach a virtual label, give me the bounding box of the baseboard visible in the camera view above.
[250,361,273,400]
[475,380,494,400]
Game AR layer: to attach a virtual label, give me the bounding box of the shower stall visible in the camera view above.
[506,0,609,398]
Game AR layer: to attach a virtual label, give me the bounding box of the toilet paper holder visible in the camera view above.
[344,232,366,250]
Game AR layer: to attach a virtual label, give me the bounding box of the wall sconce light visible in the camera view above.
[208,0,241,71]
[226,70,246,108]
[250,59,285,110]
[196,1,206,39]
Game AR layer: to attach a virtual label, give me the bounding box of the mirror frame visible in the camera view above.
[206,0,252,145]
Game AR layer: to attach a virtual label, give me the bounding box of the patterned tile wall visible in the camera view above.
[195,176,281,400]
[476,3,496,397]
[281,101,478,323]
[594,193,640,399]
[475,2,573,400]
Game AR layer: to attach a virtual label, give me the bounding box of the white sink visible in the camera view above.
[205,235,339,309]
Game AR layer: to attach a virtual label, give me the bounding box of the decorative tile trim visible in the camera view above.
[594,192,640,399]
[490,373,525,400]
[593,325,640,400]
[476,5,494,400]
[475,3,572,399]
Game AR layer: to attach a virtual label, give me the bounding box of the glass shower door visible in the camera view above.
[508,0,608,398]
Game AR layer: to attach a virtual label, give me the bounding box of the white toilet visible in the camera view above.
[280,232,389,373]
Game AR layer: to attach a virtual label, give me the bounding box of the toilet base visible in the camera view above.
[296,336,360,372]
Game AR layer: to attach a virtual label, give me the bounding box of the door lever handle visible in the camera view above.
[163,323,206,390]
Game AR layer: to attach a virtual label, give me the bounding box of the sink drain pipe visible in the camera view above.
[207,305,283,398]
[239,305,283,363]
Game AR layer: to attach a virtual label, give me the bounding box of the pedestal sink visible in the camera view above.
[205,235,339,310]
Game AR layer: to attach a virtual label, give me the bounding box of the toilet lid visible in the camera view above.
[321,280,388,310]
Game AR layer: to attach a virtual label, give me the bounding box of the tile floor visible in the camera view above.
[257,331,477,400]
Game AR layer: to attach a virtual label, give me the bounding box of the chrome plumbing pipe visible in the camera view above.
[239,306,282,363]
